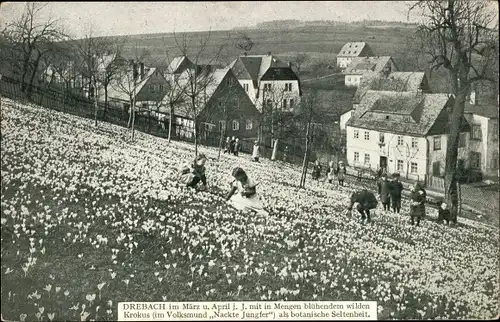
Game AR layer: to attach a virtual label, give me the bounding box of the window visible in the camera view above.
[354,152,360,162]
[285,83,292,92]
[243,84,249,92]
[219,120,226,130]
[264,83,272,91]
[364,153,370,165]
[397,160,404,172]
[471,125,482,141]
[492,123,499,140]
[282,99,288,110]
[150,84,156,92]
[379,132,385,143]
[142,103,148,110]
[289,99,294,108]
[397,136,404,146]
[410,162,418,174]
[227,78,233,86]
[470,152,481,169]
[354,130,359,139]
[347,77,351,82]
[364,131,370,140]
[246,119,253,130]
[159,85,164,91]
[411,138,418,149]
[458,133,467,148]
[432,161,441,176]
[433,136,441,151]
[491,151,499,169]
[265,99,272,108]
[232,120,240,131]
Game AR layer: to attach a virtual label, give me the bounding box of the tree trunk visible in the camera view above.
[28,55,42,98]
[194,118,198,158]
[271,138,279,161]
[300,122,311,188]
[148,107,151,133]
[444,88,468,225]
[131,95,136,140]
[218,126,224,160]
[168,105,174,142]
[103,84,108,122]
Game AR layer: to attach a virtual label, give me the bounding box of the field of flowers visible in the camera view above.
[1,97,499,321]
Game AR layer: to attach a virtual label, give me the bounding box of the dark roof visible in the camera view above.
[464,102,498,119]
[337,42,373,57]
[229,54,292,88]
[347,91,455,136]
[354,72,428,104]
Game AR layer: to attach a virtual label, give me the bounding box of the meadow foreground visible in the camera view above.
[1,98,499,321]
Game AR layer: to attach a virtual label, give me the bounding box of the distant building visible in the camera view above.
[346,91,470,182]
[229,53,302,112]
[463,90,499,179]
[336,42,374,69]
[342,56,398,87]
[161,67,260,141]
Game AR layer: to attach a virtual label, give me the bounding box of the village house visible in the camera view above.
[346,90,470,184]
[342,56,398,87]
[163,55,196,82]
[340,71,431,131]
[336,42,375,69]
[159,66,260,143]
[106,61,169,115]
[463,91,499,180]
[229,53,302,112]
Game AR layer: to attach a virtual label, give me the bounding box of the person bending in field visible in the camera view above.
[312,160,322,180]
[389,173,403,214]
[178,153,208,190]
[347,189,378,223]
[225,167,268,215]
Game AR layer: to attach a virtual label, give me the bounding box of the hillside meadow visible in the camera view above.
[1,97,499,321]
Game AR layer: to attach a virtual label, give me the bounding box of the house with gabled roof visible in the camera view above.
[160,67,260,141]
[229,53,302,112]
[340,71,431,131]
[336,42,375,69]
[463,91,499,179]
[342,56,397,87]
[346,91,470,182]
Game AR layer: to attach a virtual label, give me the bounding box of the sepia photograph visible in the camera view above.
[0,1,499,321]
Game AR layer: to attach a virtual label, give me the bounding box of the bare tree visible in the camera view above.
[291,53,310,76]
[408,0,499,224]
[1,3,66,96]
[234,32,254,52]
[296,90,321,188]
[172,30,231,157]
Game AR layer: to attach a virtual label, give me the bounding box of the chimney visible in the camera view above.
[244,52,247,56]
[267,51,271,56]
[470,90,477,105]
[288,61,292,68]
[140,62,145,80]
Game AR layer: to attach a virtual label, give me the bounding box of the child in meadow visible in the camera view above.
[389,173,403,214]
[335,161,347,186]
[178,153,208,190]
[326,161,335,184]
[225,167,268,215]
[312,160,322,180]
[252,141,260,162]
[347,189,378,223]
[409,182,426,226]
[379,174,391,211]
[436,199,451,225]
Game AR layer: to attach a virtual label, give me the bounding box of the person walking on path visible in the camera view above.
[178,153,208,190]
[389,173,403,214]
[409,182,426,226]
[252,141,260,162]
[234,138,240,156]
[379,174,391,211]
[327,161,335,184]
[335,161,347,186]
[223,137,230,154]
[347,189,378,223]
[312,160,322,180]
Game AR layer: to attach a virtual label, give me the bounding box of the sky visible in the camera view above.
[0,1,422,38]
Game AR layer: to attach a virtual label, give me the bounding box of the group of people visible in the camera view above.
[312,160,347,186]
[177,153,453,227]
[224,137,241,156]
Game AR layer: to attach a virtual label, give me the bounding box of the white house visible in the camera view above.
[336,42,375,69]
[463,91,499,179]
[342,56,397,87]
[229,53,302,112]
[346,91,470,183]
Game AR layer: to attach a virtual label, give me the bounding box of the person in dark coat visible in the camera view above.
[389,173,403,214]
[436,199,451,225]
[409,182,426,226]
[347,189,378,222]
[379,174,391,211]
[312,160,322,180]
[229,136,236,154]
[178,153,208,190]
[335,161,347,186]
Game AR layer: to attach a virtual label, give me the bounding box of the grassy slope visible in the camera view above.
[1,98,498,321]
